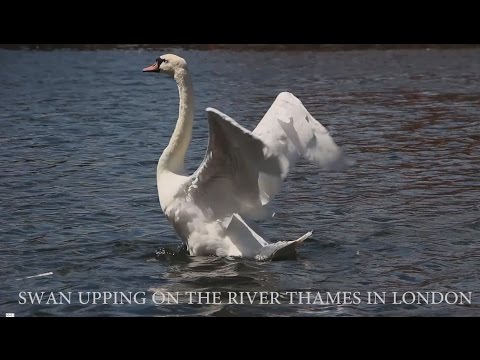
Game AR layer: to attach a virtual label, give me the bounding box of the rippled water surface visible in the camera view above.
[1,47,479,316]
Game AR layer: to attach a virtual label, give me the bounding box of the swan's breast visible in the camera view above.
[156,170,189,212]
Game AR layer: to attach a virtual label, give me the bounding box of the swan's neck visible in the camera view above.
[158,69,194,174]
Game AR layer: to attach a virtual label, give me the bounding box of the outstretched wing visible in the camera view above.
[253,92,350,204]
[186,108,281,220]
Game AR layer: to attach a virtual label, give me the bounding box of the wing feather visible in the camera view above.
[187,108,280,220]
[253,92,350,201]
[187,93,350,221]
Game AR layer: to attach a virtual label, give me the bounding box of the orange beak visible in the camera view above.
[143,62,160,72]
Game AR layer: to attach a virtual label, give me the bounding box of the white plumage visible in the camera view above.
[143,54,350,260]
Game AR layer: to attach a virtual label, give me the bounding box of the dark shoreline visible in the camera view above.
[1,44,479,51]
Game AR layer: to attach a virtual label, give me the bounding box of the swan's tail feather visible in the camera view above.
[225,213,269,258]
[225,213,312,260]
[255,231,312,261]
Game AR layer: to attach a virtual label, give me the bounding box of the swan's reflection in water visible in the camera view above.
[150,245,283,292]
[146,244,348,316]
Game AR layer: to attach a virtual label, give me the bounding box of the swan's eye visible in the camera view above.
[163,59,169,64]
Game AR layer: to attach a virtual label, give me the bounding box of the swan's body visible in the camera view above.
[143,54,349,260]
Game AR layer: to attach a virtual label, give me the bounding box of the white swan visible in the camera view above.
[143,54,350,260]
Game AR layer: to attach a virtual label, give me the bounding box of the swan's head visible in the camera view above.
[142,54,188,78]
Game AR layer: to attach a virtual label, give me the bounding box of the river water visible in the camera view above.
[1,47,479,316]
